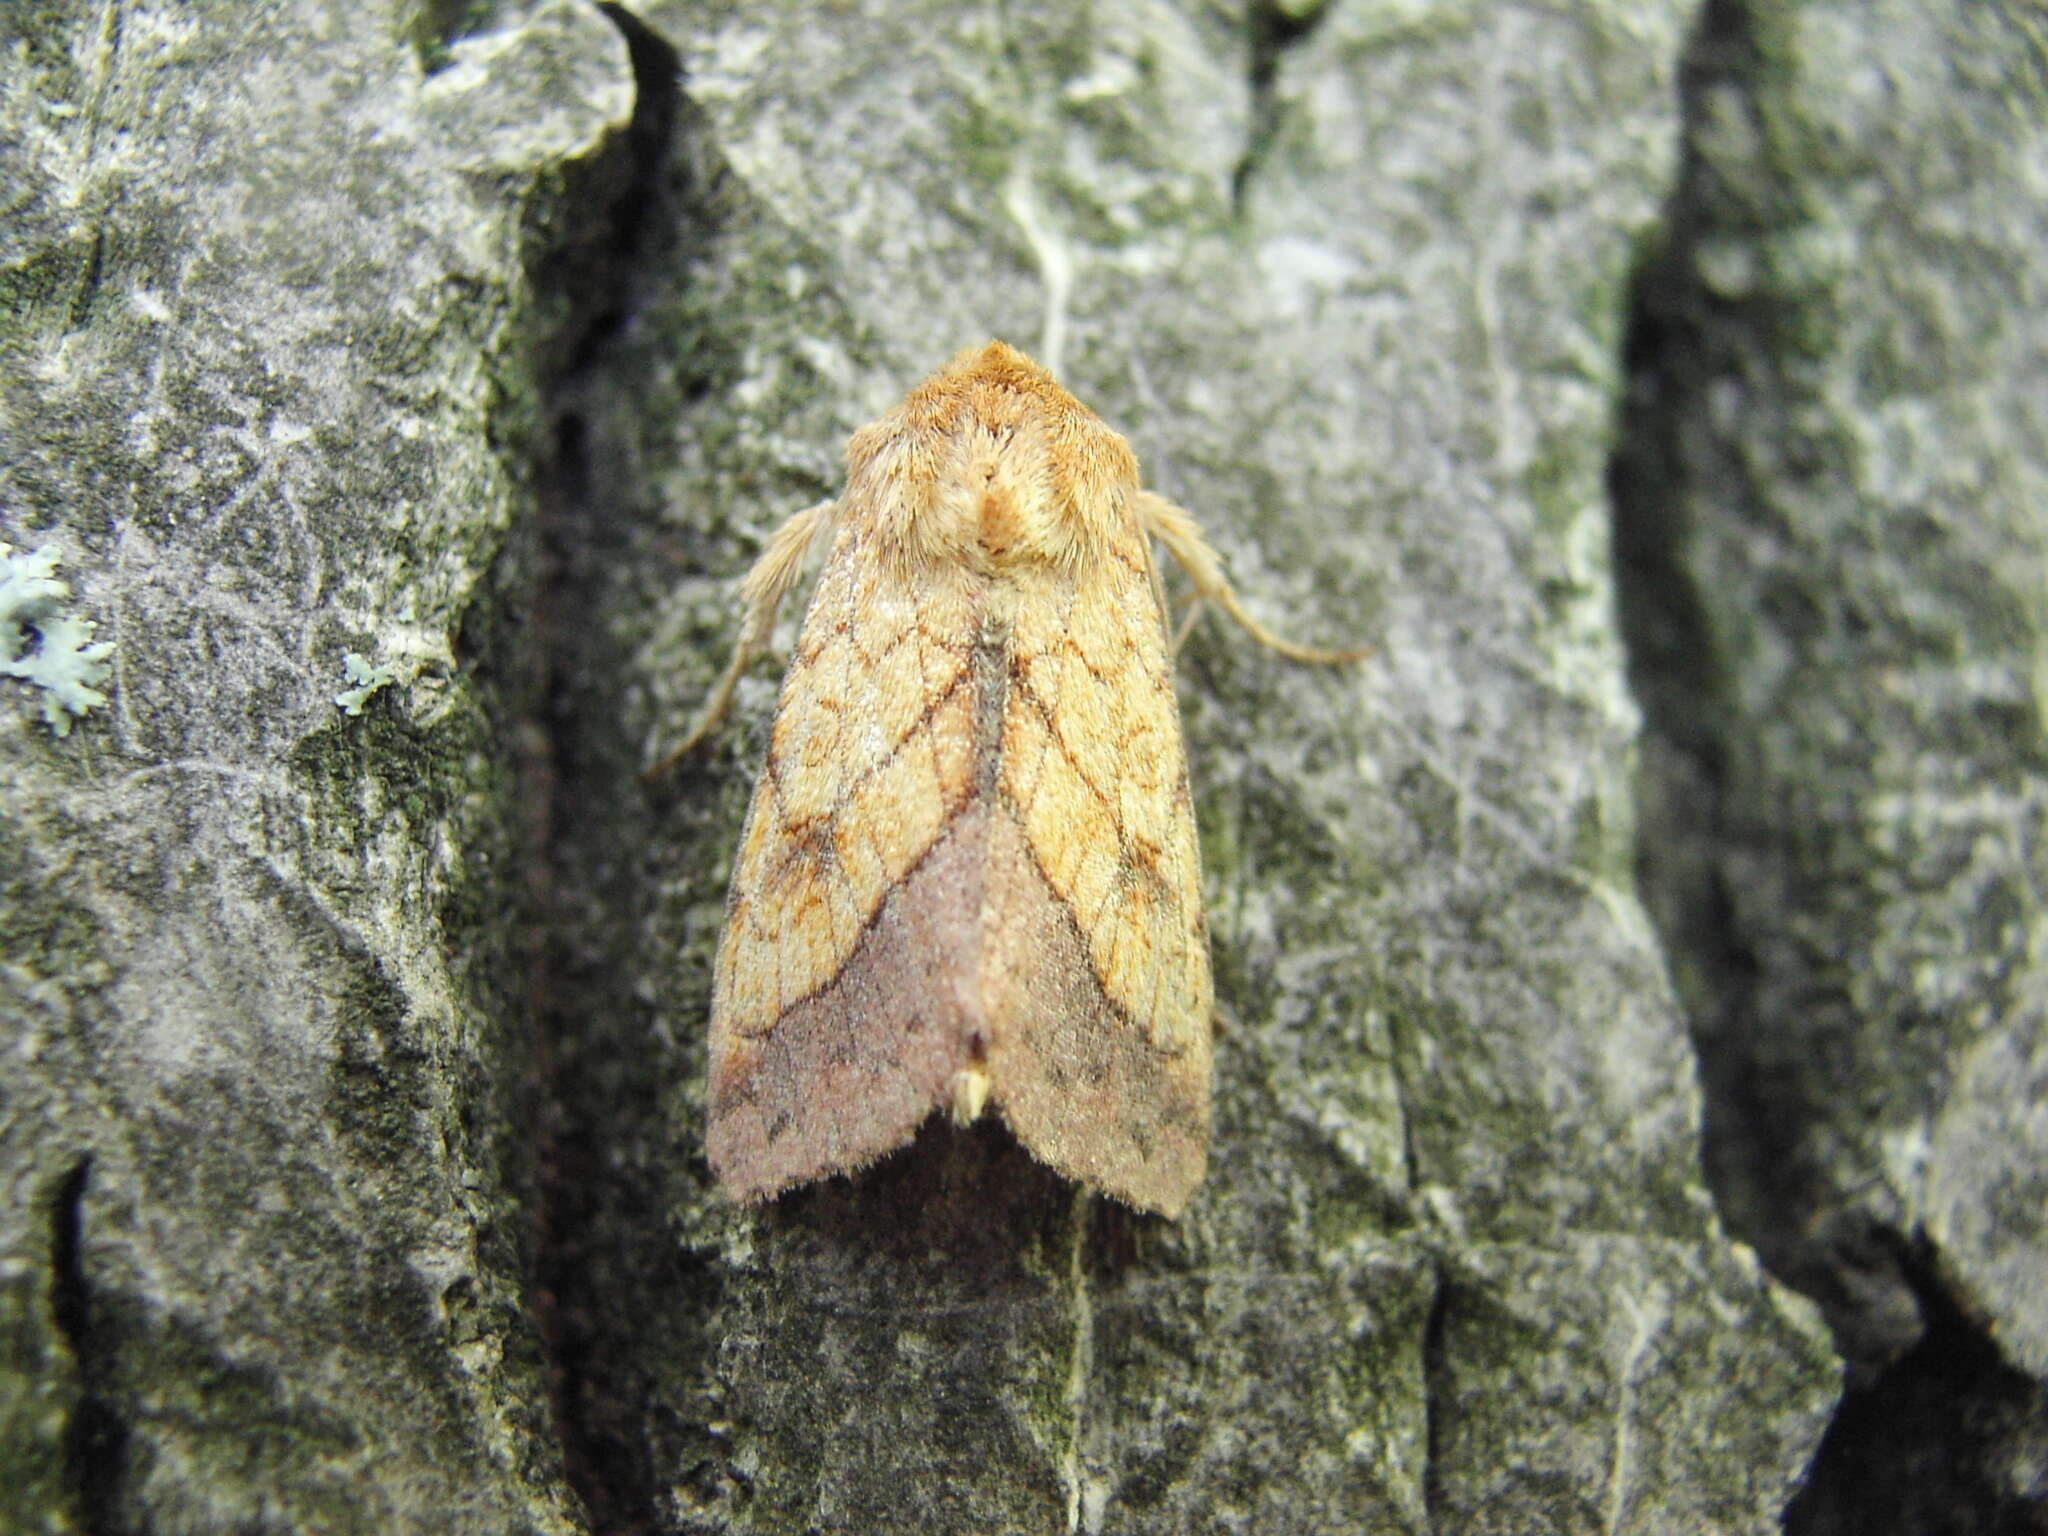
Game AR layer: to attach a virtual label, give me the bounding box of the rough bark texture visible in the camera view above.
[1615,2,2048,1530]
[7,0,2036,1533]
[0,3,629,1532]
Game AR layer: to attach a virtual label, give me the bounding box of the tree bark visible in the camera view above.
[1616,2,2048,1529]
[12,2,2036,1534]
[0,3,629,1531]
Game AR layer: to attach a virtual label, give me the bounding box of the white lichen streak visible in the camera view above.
[1604,1278,1669,1536]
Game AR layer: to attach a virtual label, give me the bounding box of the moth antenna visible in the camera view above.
[642,498,836,781]
[1135,490,1371,667]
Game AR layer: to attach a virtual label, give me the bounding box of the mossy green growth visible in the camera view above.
[0,1269,82,1536]
[408,0,498,73]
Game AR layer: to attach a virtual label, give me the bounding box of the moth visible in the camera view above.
[657,342,1360,1216]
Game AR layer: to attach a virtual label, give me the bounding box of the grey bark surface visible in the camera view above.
[1615,1,2048,1529]
[21,0,2043,1533]
[0,2,629,1532]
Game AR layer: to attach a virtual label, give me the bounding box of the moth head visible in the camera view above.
[844,342,1140,575]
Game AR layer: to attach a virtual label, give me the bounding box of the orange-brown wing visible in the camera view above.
[705,526,988,1199]
[983,513,1213,1216]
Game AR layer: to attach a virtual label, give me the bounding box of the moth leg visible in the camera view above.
[1169,593,1204,657]
[643,498,836,779]
[1135,490,1371,666]
[1136,529,1207,660]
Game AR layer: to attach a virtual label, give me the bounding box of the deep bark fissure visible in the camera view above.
[524,5,686,1531]
[1230,0,1331,216]
[50,1156,126,1536]
[1786,1238,2048,1536]
[1610,0,1807,1277]
[1416,1259,1450,1529]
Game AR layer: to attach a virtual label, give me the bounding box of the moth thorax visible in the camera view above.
[977,482,1028,562]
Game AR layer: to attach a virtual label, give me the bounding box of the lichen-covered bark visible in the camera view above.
[0,2,628,1531]
[26,0,1992,1531]
[1616,0,2048,1528]
[544,3,1835,1532]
